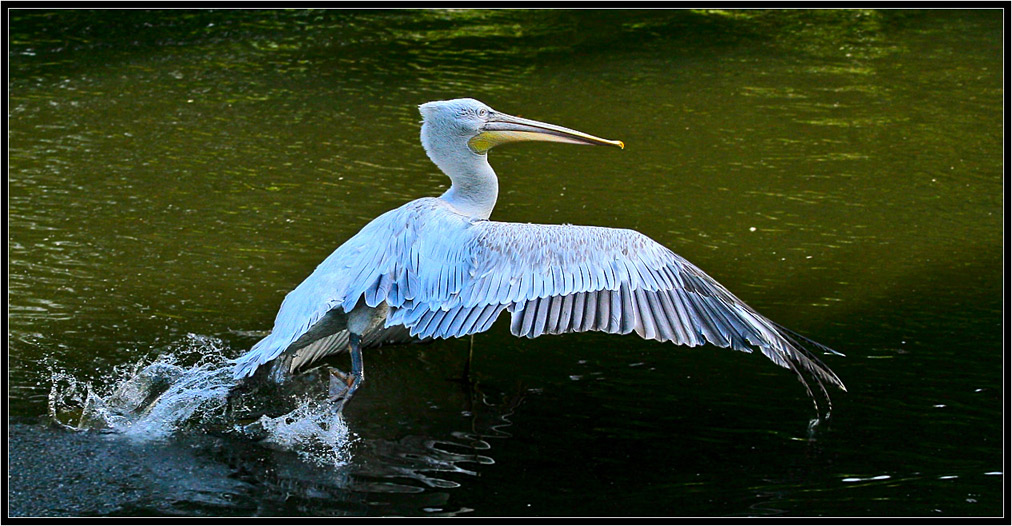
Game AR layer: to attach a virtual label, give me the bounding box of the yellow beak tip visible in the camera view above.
[617,140,625,150]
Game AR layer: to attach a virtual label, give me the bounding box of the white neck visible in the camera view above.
[422,130,499,220]
[438,159,499,220]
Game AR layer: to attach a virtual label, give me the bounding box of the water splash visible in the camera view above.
[244,397,353,467]
[46,333,352,467]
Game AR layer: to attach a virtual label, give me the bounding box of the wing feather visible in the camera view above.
[581,290,598,332]
[456,219,843,396]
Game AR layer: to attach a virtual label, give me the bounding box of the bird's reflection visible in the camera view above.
[46,335,526,515]
[221,341,526,515]
[221,378,523,515]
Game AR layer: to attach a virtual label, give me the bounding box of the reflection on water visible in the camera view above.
[9,9,1004,517]
[35,332,526,515]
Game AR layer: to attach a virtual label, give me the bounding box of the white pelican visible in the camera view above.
[233,98,845,411]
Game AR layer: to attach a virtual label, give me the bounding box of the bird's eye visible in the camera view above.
[477,108,488,117]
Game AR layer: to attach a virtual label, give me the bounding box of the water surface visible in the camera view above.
[8,9,1005,517]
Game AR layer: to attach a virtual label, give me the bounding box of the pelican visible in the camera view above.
[233,98,845,412]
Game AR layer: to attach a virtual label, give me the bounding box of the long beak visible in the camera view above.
[469,112,624,153]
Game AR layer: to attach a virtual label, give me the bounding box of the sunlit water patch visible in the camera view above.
[46,333,353,468]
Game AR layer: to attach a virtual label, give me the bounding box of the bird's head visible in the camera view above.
[419,98,624,157]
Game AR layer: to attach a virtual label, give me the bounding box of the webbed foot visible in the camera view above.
[328,367,354,403]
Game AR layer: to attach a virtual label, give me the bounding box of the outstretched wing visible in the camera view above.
[384,217,846,399]
[236,197,845,404]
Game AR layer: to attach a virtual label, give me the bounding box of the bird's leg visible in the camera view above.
[328,334,364,407]
[347,333,364,397]
[448,335,478,401]
[464,333,475,380]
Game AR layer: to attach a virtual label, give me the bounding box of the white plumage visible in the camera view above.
[233,98,845,407]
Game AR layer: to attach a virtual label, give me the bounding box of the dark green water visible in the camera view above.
[8,9,1005,517]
